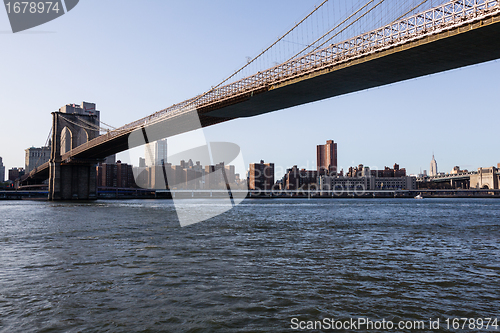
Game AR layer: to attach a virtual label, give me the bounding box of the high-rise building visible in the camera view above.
[282,165,318,190]
[224,165,236,184]
[145,139,168,167]
[97,161,135,188]
[0,157,5,182]
[317,140,338,176]
[248,160,274,190]
[429,154,438,176]
[25,145,51,173]
[204,162,226,190]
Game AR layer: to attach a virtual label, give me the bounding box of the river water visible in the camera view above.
[0,198,499,332]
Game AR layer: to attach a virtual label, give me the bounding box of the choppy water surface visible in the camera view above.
[0,198,499,332]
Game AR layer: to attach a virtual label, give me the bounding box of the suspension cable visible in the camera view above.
[78,117,102,131]
[299,0,387,58]
[61,117,102,132]
[287,0,375,62]
[78,115,117,132]
[393,0,429,22]
[100,119,117,130]
[217,0,329,86]
[136,0,330,121]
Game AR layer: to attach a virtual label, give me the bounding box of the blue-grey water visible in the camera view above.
[0,198,499,332]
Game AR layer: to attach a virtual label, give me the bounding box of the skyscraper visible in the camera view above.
[317,140,338,176]
[145,139,168,166]
[429,154,438,176]
[0,157,5,183]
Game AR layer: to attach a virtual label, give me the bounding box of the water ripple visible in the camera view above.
[0,198,499,332]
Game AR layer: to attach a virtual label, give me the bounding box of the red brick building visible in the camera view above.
[249,160,274,190]
[317,140,337,176]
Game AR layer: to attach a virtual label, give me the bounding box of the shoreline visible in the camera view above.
[1,189,500,201]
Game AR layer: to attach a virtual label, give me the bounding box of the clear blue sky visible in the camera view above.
[1,0,499,178]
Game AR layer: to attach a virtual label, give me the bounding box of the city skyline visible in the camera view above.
[2,131,495,185]
[2,2,499,332]
[1,1,499,176]
[2,135,496,185]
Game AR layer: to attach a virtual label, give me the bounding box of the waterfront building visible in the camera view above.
[168,160,204,190]
[0,157,5,182]
[8,168,25,182]
[373,176,417,190]
[347,163,406,178]
[319,176,369,192]
[320,163,416,192]
[469,166,499,190]
[133,166,150,189]
[131,159,238,190]
[150,165,168,189]
[317,140,338,176]
[204,162,227,190]
[97,161,135,188]
[450,166,468,174]
[320,173,416,192]
[429,154,438,176]
[282,165,318,190]
[117,161,134,188]
[97,163,115,187]
[25,145,51,173]
[249,160,274,190]
[224,165,236,184]
[145,139,168,167]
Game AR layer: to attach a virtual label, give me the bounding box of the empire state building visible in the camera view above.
[429,154,438,176]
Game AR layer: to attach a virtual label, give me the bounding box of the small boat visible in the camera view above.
[415,194,423,199]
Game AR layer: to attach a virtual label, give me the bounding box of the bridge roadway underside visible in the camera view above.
[37,14,500,164]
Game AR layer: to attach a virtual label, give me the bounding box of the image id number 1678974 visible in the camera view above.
[5,2,60,14]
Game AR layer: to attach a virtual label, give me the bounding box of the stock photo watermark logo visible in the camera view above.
[3,0,79,33]
[128,110,248,227]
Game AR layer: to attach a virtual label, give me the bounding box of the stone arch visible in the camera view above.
[481,184,490,190]
[51,111,100,161]
[75,128,89,147]
[60,126,73,155]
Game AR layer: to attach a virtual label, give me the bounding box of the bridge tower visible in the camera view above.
[49,102,101,200]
